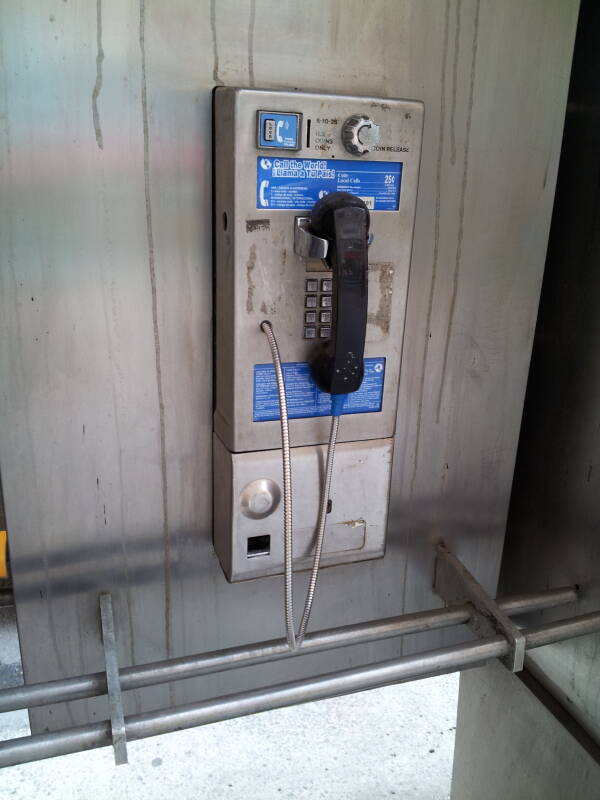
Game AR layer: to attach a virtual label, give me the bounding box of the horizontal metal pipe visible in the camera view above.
[124,637,508,741]
[0,637,508,767]
[494,586,576,615]
[524,611,600,648]
[1,607,597,770]
[0,586,577,713]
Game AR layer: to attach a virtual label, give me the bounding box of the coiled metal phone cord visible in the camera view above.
[297,411,341,644]
[260,321,296,650]
[261,320,343,649]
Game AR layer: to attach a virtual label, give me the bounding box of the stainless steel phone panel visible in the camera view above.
[214,88,424,453]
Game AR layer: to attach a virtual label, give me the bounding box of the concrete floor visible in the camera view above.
[0,606,458,799]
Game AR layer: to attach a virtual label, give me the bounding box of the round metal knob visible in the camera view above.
[342,115,380,155]
[240,478,281,520]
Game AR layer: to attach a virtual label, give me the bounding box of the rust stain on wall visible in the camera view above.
[368,262,394,335]
[246,243,256,312]
[370,101,391,112]
[246,218,271,233]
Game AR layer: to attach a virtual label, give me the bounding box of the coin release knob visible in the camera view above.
[342,115,380,155]
[240,478,281,520]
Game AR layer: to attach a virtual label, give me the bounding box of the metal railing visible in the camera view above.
[0,545,598,769]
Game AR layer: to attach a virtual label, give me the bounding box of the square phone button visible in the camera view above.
[320,311,331,324]
[304,327,316,339]
[321,279,333,292]
[321,294,332,308]
[306,295,318,308]
[305,311,317,323]
[305,279,318,292]
[319,327,331,338]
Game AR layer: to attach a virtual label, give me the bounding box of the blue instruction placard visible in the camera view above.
[256,157,401,211]
[253,358,386,422]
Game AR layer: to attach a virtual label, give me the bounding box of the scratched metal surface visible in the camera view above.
[0,0,577,733]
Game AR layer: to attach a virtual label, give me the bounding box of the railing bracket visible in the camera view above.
[99,593,128,765]
[434,542,526,672]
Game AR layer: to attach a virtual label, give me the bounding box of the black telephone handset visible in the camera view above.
[309,192,370,395]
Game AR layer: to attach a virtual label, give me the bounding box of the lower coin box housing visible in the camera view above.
[213,434,393,582]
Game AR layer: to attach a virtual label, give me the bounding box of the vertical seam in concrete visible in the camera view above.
[91,0,104,150]
[96,170,139,697]
[409,0,451,498]
[450,0,461,166]
[436,0,480,424]
[248,0,256,87]
[210,0,223,85]
[139,0,172,668]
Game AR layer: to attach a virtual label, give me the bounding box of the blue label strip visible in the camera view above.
[253,358,386,422]
[256,157,402,211]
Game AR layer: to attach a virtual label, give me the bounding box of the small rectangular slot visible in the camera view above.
[247,534,270,558]
[263,118,276,141]
[306,118,311,148]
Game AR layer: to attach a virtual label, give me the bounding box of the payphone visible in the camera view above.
[213,88,423,637]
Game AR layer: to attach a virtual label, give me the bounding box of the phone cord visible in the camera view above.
[260,321,296,650]
[296,411,340,644]
[261,321,345,648]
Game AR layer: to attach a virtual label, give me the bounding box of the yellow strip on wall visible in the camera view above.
[0,531,7,579]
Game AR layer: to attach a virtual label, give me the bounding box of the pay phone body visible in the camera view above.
[213,88,423,582]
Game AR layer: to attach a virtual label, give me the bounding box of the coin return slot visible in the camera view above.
[247,534,271,558]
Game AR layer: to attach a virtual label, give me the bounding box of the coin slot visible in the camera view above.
[306,118,311,148]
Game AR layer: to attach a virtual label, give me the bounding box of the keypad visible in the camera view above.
[303,276,333,338]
